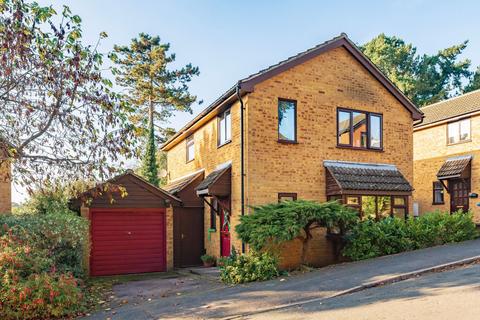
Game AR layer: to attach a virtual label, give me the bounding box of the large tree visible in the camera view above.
[0,0,136,193]
[465,66,480,93]
[361,34,475,106]
[110,33,199,185]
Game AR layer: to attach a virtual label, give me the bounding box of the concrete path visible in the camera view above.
[247,262,480,320]
[83,238,480,320]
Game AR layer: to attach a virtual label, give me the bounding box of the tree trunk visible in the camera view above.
[300,223,314,266]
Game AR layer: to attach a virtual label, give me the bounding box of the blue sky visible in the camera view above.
[13,0,480,202]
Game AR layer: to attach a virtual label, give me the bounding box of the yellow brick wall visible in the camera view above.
[246,46,413,210]
[413,115,480,222]
[166,98,245,258]
[0,161,11,213]
[166,206,174,270]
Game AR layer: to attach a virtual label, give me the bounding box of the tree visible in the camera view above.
[110,33,200,184]
[361,34,473,106]
[236,200,359,266]
[0,1,136,193]
[465,66,480,93]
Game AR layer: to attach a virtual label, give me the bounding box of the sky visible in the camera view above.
[12,0,480,202]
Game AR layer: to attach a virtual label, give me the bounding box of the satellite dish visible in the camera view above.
[159,169,168,178]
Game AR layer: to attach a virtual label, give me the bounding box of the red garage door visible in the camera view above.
[90,208,166,276]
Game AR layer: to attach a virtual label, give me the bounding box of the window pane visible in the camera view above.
[346,196,359,205]
[338,111,351,145]
[369,115,382,149]
[187,142,194,161]
[361,196,376,220]
[210,199,217,229]
[433,182,444,204]
[448,122,459,144]
[352,112,367,148]
[377,196,391,219]
[219,115,226,144]
[278,100,296,141]
[393,208,406,219]
[460,119,470,141]
[393,196,406,206]
[225,111,232,141]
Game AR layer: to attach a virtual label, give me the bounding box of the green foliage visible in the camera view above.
[140,124,160,186]
[361,33,475,106]
[236,200,359,252]
[465,66,480,93]
[0,214,89,319]
[200,254,216,263]
[220,251,280,284]
[343,211,478,261]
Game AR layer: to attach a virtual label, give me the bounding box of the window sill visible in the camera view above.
[217,140,232,149]
[278,139,298,144]
[336,145,384,152]
[432,202,445,205]
[447,139,471,146]
[186,158,195,164]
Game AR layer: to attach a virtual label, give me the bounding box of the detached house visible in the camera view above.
[162,33,423,267]
[413,90,480,223]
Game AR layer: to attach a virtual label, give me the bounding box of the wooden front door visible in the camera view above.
[218,198,231,257]
[449,179,470,213]
[173,207,205,267]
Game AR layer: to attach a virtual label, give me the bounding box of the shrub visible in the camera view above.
[0,213,89,319]
[220,251,280,284]
[343,211,478,261]
[200,254,216,264]
[236,200,359,264]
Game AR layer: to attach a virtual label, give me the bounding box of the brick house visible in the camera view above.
[162,34,423,267]
[413,89,480,223]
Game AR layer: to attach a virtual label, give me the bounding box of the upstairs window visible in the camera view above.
[433,181,444,204]
[186,135,194,162]
[337,108,383,150]
[447,118,470,144]
[278,99,297,142]
[278,193,297,202]
[218,109,232,146]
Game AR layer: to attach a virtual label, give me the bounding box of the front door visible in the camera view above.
[173,207,205,267]
[218,198,231,257]
[449,179,470,213]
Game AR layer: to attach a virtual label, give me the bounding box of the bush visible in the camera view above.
[343,211,478,261]
[0,213,89,319]
[220,251,280,284]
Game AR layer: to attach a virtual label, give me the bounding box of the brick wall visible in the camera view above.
[167,46,415,263]
[413,115,480,222]
[0,161,11,213]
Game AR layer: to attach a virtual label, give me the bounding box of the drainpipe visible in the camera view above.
[237,83,246,254]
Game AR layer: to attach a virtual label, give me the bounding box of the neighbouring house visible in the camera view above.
[162,33,423,268]
[0,140,12,213]
[413,89,480,223]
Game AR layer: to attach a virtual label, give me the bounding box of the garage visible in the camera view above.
[90,208,167,276]
[71,170,182,276]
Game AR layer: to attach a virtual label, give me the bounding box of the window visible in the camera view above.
[186,135,194,162]
[218,109,232,146]
[337,108,383,150]
[341,195,408,220]
[210,198,217,230]
[278,99,297,142]
[433,181,444,205]
[447,118,470,144]
[278,193,297,202]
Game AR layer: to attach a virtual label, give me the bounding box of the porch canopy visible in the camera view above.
[324,160,413,196]
[436,155,472,180]
[195,163,231,197]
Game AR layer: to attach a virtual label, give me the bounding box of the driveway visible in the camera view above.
[247,262,480,320]
[83,238,480,320]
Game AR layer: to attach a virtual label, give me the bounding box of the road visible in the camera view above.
[246,263,480,320]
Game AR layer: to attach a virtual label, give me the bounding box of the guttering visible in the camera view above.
[237,82,246,254]
[414,109,480,132]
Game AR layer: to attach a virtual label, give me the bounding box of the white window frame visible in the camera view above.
[218,109,232,147]
[186,135,194,162]
[447,118,471,145]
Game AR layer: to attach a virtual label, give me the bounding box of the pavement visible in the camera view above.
[247,262,480,320]
[83,238,480,320]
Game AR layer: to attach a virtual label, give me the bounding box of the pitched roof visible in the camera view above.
[195,162,231,196]
[162,33,422,151]
[437,155,472,180]
[324,160,413,193]
[163,170,204,194]
[415,89,480,128]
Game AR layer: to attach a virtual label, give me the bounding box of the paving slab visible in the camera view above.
[83,238,480,320]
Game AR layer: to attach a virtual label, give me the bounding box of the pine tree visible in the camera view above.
[141,119,160,186]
